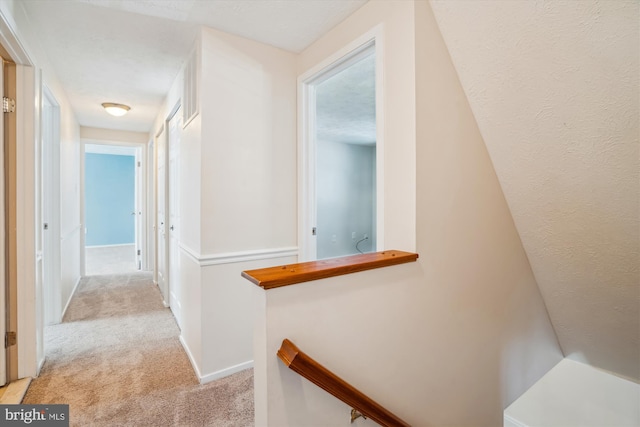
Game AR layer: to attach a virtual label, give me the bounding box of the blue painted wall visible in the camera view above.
[85,153,135,246]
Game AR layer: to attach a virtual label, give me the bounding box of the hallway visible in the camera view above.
[23,272,253,426]
[85,245,138,276]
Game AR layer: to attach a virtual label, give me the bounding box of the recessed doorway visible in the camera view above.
[84,144,141,275]
[299,37,383,261]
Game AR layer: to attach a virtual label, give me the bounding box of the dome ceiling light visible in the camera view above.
[101,102,131,117]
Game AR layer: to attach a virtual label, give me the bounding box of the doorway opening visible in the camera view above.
[84,144,142,276]
[299,38,383,261]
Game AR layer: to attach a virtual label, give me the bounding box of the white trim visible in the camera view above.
[374,28,386,252]
[60,223,81,241]
[85,144,136,156]
[298,24,383,83]
[61,276,81,322]
[503,413,528,427]
[297,24,385,261]
[179,335,254,385]
[179,334,202,381]
[200,360,254,385]
[82,138,145,149]
[0,2,38,380]
[79,141,86,277]
[85,243,135,249]
[81,139,148,274]
[17,63,37,379]
[155,123,165,139]
[0,5,33,66]
[179,243,298,267]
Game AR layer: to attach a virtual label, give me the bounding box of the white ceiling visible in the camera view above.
[316,51,376,145]
[430,0,639,380]
[20,0,368,133]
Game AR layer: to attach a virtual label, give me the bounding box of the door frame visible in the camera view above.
[81,141,147,274]
[146,138,155,274]
[0,7,50,380]
[155,101,180,310]
[153,123,164,291]
[166,104,181,327]
[297,26,385,261]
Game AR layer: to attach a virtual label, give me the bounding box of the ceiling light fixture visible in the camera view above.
[101,102,131,117]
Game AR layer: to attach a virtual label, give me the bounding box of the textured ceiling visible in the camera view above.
[19,0,367,132]
[430,0,639,380]
[316,52,375,145]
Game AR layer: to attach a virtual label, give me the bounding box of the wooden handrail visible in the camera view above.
[242,250,418,290]
[277,339,411,427]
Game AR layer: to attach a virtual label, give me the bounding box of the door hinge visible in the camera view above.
[5,331,16,348]
[3,96,15,113]
[312,227,317,236]
[137,249,141,256]
[137,161,141,167]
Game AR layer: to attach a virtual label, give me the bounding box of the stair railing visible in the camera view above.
[277,338,411,427]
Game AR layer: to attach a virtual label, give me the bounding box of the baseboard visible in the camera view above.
[61,276,82,320]
[200,360,254,384]
[179,335,203,381]
[85,243,135,249]
[503,414,528,427]
[178,335,253,384]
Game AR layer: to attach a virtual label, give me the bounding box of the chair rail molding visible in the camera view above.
[179,243,298,267]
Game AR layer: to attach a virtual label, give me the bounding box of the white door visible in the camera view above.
[0,58,6,386]
[156,127,168,305]
[167,110,181,328]
[41,99,52,326]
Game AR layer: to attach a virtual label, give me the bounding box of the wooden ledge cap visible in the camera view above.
[241,250,418,290]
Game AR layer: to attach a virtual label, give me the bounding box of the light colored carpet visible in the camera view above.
[85,245,138,276]
[23,272,254,427]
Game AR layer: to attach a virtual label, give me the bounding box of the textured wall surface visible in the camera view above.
[430,0,639,380]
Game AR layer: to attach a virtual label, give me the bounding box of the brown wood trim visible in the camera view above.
[277,339,411,427]
[241,250,418,290]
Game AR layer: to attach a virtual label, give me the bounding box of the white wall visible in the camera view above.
[80,126,149,145]
[153,26,298,382]
[197,26,297,380]
[0,0,82,377]
[59,115,81,317]
[430,0,640,382]
[298,0,416,254]
[199,27,297,255]
[254,1,562,425]
[317,140,375,258]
